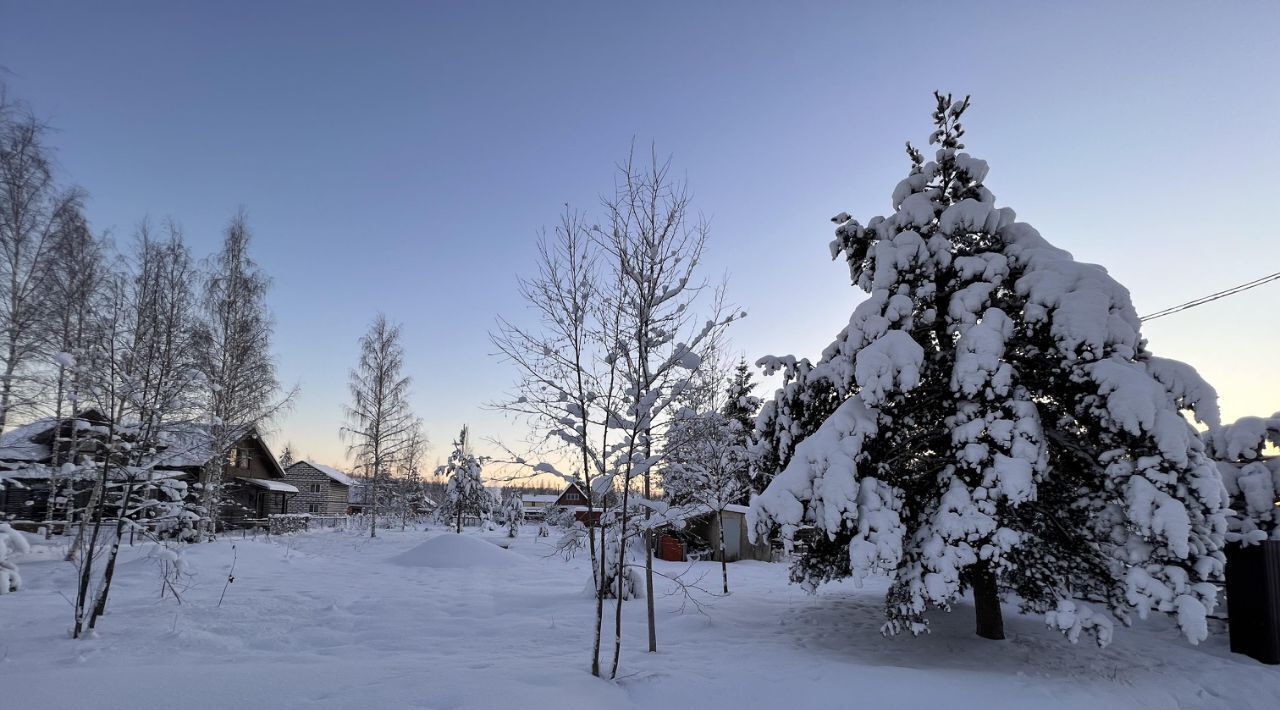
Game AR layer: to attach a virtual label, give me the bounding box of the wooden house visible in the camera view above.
[535,482,603,525]
[283,461,355,515]
[0,412,295,530]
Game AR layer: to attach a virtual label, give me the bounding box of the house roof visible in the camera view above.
[521,494,558,504]
[241,478,299,494]
[290,460,356,487]
[0,419,57,462]
[554,482,592,505]
[0,415,284,478]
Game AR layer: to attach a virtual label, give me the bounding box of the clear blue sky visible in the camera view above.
[2,1,1277,472]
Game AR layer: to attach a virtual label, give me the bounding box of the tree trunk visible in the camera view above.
[0,355,16,434]
[89,478,137,628]
[370,465,378,538]
[73,456,113,638]
[972,565,1005,641]
[643,447,656,653]
[717,509,729,595]
[591,522,604,678]
[610,471,634,680]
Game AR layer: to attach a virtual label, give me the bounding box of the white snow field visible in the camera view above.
[3,527,1278,710]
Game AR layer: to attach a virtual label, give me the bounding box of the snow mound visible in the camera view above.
[391,534,520,569]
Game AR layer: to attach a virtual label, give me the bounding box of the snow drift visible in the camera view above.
[391,533,520,569]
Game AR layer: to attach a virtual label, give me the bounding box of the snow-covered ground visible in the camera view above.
[3,526,1278,709]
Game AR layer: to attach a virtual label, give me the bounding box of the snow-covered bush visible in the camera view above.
[0,523,32,594]
[1208,413,1280,545]
[750,93,1227,646]
[600,527,644,601]
[503,493,524,538]
[542,505,576,529]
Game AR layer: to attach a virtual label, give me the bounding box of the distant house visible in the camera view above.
[0,411,296,529]
[529,482,602,525]
[520,493,559,519]
[283,461,355,515]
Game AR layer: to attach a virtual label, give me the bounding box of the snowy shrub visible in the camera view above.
[0,523,32,594]
[599,527,644,601]
[543,505,576,529]
[1208,413,1280,545]
[749,93,1227,646]
[503,493,524,538]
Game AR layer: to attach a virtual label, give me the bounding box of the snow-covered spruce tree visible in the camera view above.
[722,358,760,436]
[1208,413,1280,544]
[750,93,1226,646]
[503,492,525,538]
[721,358,760,504]
[436,426,489,534]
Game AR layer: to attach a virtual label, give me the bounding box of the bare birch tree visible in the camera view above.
[495,152,738,678]
[0,92,81,431]
[193,211,287,538]
[42,202,105,535]
[342,314,415,538]
[594,146,739,668]
[396,424,427,530]
[492,207,621,677]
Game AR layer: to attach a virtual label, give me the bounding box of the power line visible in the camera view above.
[1140,270,1280,322]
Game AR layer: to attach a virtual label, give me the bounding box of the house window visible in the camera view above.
[308,503,321,514]
[228,448,252,469]
[309,483,322,494]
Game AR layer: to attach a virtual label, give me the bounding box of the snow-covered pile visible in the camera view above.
[390,533,520,569]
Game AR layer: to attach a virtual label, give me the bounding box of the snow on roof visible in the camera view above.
[0,419,55,462]
[149,422,254,469]
[241,478,299,493]
[1,465,53,480]
[302,461,356,487]
[521,494,558,503]
[0,417,284,480]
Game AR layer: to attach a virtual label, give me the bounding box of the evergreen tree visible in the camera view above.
[436,426,489,533]
[720,357,759,502]
[279,442,295,469]
[722,358,759,433]
[751,93,1226,646]
[1208,412,1280,544]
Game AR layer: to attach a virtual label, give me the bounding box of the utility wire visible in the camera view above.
[1140,270,1280,322]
